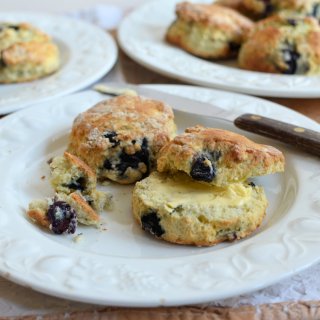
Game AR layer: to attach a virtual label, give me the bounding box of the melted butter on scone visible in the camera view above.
[151,174,253,209]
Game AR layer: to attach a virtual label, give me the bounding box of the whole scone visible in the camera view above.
[157,125,284,187]
[68,95,176,184]
[218,0,320,20]
[238,15,320,74]
[166,2,254,59]
[0,23,60,83]
[244,0,320,20]
[132,172,267,246]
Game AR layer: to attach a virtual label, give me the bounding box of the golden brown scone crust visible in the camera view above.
[239,15,320,74]
[166,2,253,59]
[157,125,285,187]
[0,22,60,83]
[68,95,176,184]
[240,0,320,19]
[132,172,267,247]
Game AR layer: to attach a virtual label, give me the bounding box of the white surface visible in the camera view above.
[118,0,320,98]
[0,12,118,114]
[0,86,319,311]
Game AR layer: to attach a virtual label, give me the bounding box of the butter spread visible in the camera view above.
[151,174,253,208]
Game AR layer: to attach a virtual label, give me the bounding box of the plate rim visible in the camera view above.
[118,0,320,98]
[0,86,319,307]
[0,11,118,114]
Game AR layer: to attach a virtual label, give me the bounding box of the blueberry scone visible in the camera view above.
[157,126,284,187]
[0,23,60,83]
[166,2,254,59]
[238,15,320,74]
[231,0,320,19]
[132,172,267,246]
[27,192,100,234]
[68,95,176,184]
[49,152,112,212]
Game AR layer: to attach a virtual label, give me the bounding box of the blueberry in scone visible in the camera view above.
[157,125,285,187]
[27,192,101,234]
[68,95,176,184]
[166,2,254,59]
[238,15,320,74]
[49,151,112,212]
[0,22,60,83]
[132,172,268,246]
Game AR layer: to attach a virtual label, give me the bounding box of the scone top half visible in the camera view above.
[68,95,176,184]
[157,125,285,187]
[166,2,254,59]
[239,15,320,74]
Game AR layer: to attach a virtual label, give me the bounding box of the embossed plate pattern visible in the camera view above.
[0,85,319,307]
[0,12,118,114]
[118,0,320,98]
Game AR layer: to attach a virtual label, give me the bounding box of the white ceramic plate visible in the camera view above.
[118,0,320,98]
[0,12,118,114]
[0,85,319,307]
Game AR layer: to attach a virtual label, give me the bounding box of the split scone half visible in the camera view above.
[27,192,100,235]
[68,95,176,184]
[157,126,285,187]
[0,23,60,83]
[132,172,267,246]
[49,152,111,213]
[166,2,254,59]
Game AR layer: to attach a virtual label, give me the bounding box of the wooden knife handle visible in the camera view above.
[234,113,320,157]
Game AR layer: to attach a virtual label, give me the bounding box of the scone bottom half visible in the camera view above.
[132,172,268,247]
[157,126,285,187]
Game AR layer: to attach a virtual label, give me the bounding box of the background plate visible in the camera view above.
[0,85,319,307]
[118,0,320,98]
[0,12,118,114]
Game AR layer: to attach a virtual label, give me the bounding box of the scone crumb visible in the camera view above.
[72,233,84,243]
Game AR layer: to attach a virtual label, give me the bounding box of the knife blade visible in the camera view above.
[92,83,229,118]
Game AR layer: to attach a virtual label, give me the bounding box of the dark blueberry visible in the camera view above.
[190,151,221,182]
[248,182,256,187]
[310,3,320,19]
[281,43,300,74]
[141,211,164,237]
[229,42,241,53]
[103,159,113,170]
[64,176,86,191]
[8,25,20,31]
[103,131,120,148]
[116,138,149,176]
[47,201,77,234]
[261,0,273,17]
[287,19,297,26]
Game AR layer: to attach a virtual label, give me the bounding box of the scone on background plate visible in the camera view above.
[218,0,320,20]
[238,15,320,74]
[0,22,60,83]
[166,2,254,59]
[132,172,268,246]
[68,95,176,184]
[157,125,285,187]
